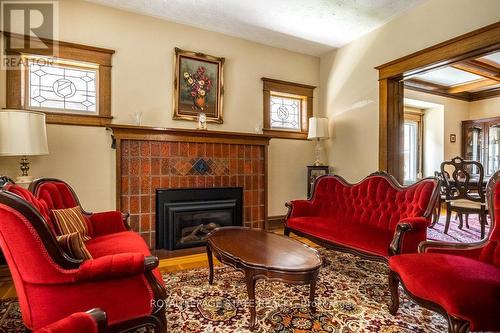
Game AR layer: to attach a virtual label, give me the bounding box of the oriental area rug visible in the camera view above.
[0,215,486,333]
[0,248,449,333]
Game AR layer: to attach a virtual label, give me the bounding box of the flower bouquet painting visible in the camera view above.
[173,48,224,123]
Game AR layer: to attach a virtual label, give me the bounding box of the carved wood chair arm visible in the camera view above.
[418,240,485,257]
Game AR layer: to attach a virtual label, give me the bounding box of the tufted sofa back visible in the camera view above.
[32,181,79,212]
[311,175,437,231]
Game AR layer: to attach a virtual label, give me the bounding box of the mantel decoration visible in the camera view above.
[173,47,224,124]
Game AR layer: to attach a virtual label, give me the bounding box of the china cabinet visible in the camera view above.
[462,116,500,176]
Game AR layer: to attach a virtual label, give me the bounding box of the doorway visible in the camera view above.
[376,22,500,182]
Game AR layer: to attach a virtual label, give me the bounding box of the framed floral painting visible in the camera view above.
[173,47,224,123]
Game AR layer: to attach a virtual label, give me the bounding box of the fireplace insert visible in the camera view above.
[156,187,243,250]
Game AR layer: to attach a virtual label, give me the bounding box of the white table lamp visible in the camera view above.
[0,109,49,182]
[307,117,329,166]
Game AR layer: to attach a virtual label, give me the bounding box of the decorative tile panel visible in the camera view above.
[119,140,266,248]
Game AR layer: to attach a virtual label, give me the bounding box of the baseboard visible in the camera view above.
[266,215,286,230]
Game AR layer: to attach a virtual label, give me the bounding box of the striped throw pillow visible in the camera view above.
[57,232,92,260]
[52,206,92,241]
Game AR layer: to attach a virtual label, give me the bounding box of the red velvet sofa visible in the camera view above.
[388,170,500,333]
[0,178,166,332]
[285,172,439,260]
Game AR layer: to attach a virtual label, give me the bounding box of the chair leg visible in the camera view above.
[430,202,441,228]
[284,227,290,237]
[458,213,463,230]
[465,214,469,229]
[480,208,486,239]
[388,271,400,315]
[447,314,470,333]
[444,204,452,234]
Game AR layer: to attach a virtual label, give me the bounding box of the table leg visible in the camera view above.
[206,244,214,285]
[245,272,257,330]
[309,278,317,313]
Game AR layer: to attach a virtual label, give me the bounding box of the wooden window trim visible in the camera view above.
[262,77,315,140]
[4,32,114,127]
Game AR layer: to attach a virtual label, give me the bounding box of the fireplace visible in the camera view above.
[156,187,243,250]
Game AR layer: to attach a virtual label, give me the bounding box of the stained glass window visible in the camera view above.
[27,58,98,113]
[270,94,302,131]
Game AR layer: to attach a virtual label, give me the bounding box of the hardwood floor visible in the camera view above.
[0,229,315,300]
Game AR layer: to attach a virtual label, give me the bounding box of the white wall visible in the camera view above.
[405,89,470,161]
[0,0,319,215]
[321,0,500,182]
[422,106,444,177]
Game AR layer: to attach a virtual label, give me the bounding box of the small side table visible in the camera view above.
[307,165,329,198]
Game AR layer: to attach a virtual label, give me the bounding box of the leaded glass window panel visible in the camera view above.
[270,94,302,131]
[27,58,98,113]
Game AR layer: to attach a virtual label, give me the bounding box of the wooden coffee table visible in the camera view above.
[206,227,322,330]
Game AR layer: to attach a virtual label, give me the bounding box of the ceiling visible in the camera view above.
[86,0,425,56]
[404,51,500,102]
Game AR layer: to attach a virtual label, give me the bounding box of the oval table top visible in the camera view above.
[207,227,322,272]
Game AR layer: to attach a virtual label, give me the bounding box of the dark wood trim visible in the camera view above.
[469,86,500,101]
[379,79,404,180]
[266,215,286,230]
[4,32,115,65]
[261,77,316,91]
[376,22,500,79]
[377,22,500,181]
[262,77,315,140]
[107,124,272,146]
[45,114,113,126]
[4,32,114,127]
[404,80,472,101]
[262,129,308,140]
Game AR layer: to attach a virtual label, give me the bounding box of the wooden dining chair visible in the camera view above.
[440,156,487,239]
[431,171,449,227]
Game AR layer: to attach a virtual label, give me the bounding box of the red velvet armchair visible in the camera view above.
[285,172,439,260]
[35,309,107,333]
[0,180,167,332]
[388,170,500,333]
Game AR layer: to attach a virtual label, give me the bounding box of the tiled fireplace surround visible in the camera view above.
[111,125,270,248]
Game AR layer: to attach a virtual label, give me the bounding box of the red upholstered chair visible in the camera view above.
[285,172,439,260]
[0,182,167,332]
[35,309,107,333]
[29,178,131,237]
[388,170,500,333]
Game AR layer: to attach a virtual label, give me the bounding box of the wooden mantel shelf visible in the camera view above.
[107,124,272,146]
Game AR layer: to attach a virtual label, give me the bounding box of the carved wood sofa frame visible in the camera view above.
[0,179,167,333]
[284,171,439,262]
[388,170,500,333]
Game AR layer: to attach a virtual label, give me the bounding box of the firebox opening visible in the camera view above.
[156,187,243,250]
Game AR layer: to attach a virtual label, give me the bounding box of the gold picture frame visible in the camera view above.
[173,47,224,123]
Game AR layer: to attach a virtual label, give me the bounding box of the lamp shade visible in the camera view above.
[0,110,49,156]
[307,117,329,139]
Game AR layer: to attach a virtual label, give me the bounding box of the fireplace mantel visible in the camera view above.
[107,124,271,146]
[110,124,269,248]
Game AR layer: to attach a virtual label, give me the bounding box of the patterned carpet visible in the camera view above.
[0,215,489,332]
[165,249,448,332]
[428,213,490,243]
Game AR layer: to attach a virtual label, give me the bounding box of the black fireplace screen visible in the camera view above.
[156,187,243,250]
